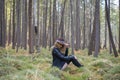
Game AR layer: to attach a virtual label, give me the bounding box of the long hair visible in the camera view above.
[52,42,66,53]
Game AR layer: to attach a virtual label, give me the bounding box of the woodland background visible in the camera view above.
[0,0,120,80]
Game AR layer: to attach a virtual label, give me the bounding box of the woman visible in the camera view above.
[52,38,83,70]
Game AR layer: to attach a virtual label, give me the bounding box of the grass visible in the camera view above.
[0,47,120,80]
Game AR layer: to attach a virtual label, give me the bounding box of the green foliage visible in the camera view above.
[0,48,120,80]
[103,65,120,80]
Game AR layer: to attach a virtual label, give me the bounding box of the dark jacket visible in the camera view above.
[52,47,73,69]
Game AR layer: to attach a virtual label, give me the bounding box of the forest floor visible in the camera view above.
[0,47,120,80]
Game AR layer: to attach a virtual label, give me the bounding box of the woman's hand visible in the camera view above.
[64,43,70,48]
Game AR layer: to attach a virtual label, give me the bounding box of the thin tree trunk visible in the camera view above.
[12,0,16,49]
[70,0,74,55]
[103,17,107,49]
[108,0,112,54]
[105,0,118,57]
[0,1,2,46]
[88,22,95,55]
[0,0,6,47]
[42,0,48,48]
[48,0,52,48]
[35,0,40,53]
[29,0,34,54]
[118,0,120,53]
[59,0,67,38]
[88,2,92,48]
[8,3,12,45]
[22,0,27,50]
[88,2,96,55]
[24,0,28,49]
[75,0,81,50]
[94,0,100,57]
[53,0,57,44]
[16,0,21,52]
[82,0,86,49]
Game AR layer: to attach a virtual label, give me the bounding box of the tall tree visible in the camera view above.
[53,0,57,44]
[108,0,112,54]
[105,0,118,57]
[0,0,6,47]
[94,0,100,57]
[16,0,21,52]
[88,1,96,56]
[8,2,12,45]
[36,0,40,52]
[70,0,74,54]
[0,0,2,46]
[21,0,28,50]
[59,0,67,38]
[29,0,34,53]
[42,0,48,48]
[75,0,81,50]
[82,0,86,49]
[12,0,16,49]
[118,0,120,53]
[48,0,52,48]
[103,14,107,49]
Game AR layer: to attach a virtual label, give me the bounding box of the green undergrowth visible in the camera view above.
[0,47,120,80]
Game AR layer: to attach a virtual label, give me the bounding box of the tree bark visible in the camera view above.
[94,0,100,57]
[58,0,67,38]
[118,0,120,53]
[75,0,81,50]
[70,0,74,55]
[21,0,27,50]
[16,0,21,52]
[48,0,52,48]
[82,0,86,49]
[103,16,107,49]
[29,0,34,54]
[105,0,118,57]
[0,0,6,47]
[53,0,57,44]
[8,2,12,46]
[35,0,40,53]
[12,0,16,49]
[42,0,48,48]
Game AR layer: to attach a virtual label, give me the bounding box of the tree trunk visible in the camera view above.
[70,0,74,55]
[42,0,48,48]
[12,0,16,49]
[29,0,34,54]
[108,0,112,54]
[35,0,40,53]
[48,0,52,48]
[88,2,96,56]
[94,0,100,57]
[59,0,67,38]
[103,16,107,49]
[75,0,81,50]
[118,0,120,53]
[0,0,6,47]
[53,0,57,44]
[105,0,118,57]
[82,0,86,49]
[8,2,12,45]
[16,0,21,52]
[21,0,27,50]
[0,1,2,46]
[88,21,95,55]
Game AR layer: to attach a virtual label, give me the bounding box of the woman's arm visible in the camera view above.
[53,48,73,61]
[65,48,68,56]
